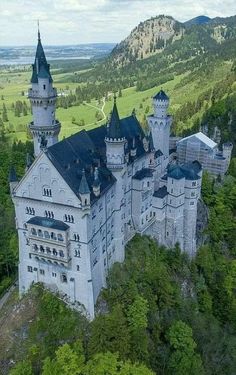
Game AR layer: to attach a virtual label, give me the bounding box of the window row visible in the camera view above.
[27,266,69,283]
[32,244,65,258]
[64,214,74,223]
[26,207,35,215]
[31,228,64,242]
[45,210,54,218]
[43,188,52,197]
[73,234,80,241]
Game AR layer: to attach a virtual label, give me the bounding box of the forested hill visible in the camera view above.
[108,14,236,67]
[110,15,184,65]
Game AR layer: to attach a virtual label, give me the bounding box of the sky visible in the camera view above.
[0,0,235,46]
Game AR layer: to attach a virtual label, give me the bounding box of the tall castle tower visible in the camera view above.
[105,97,126,170]
[28,28,61,156]
[147,90,172,166]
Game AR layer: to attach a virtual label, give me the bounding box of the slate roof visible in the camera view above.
[107,100,122,139]
[168,165,185,180]
[167,162,201,181]
[153,90,169,101]
[46,111,146,204]
[133,168,153,180]
[27,216,69,231]
[31,33,52,83]
[153,185,168,198]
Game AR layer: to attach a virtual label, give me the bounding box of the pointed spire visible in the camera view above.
[132,137,136,149]
[9,166,17,183]
[37,20,41,41]
[93,167,100,188]
[26,153,33,170]
[31,25,52,83]
[107,95,122,139]
[79,169,90,195]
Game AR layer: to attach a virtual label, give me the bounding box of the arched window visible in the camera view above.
[38,229,43,237]
[31,228,37,235]
[51,232,57,240]
[40,245,45,253]
[53,249,57,256]
[58,234,63,242]
[44,231,50,239]
[61,274,67,283]
[46,247,51,254]
[59,250,64,258]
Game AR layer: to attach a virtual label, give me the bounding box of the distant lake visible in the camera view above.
[0,55,92,66]
[0,43,115,66]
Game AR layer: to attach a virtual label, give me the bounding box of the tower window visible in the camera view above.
[43,84,46,90]
[61,274,67,283]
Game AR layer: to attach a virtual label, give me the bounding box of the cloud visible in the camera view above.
[0,0,235,45]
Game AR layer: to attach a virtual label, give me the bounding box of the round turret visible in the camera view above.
[153,90,169,118]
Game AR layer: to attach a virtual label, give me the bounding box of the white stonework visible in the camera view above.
[11,36,204,319]
[176,132,233,177]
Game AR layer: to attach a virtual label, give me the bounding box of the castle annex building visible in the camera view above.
[10,33,203,318]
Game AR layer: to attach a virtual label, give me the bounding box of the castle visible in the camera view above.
[10,32,202,318]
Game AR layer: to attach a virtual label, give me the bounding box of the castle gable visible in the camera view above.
[14,152,80,207]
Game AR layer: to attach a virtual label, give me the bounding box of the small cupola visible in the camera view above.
[25,153,33,172]
[105,95,125,141]
[153,89,169,118]
[9,166,18,194]
[79,169,90,209]
[143,136,149,152]
[130,137,137,157]
[92,167,101,197]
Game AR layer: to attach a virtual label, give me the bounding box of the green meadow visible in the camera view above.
[0,60,232,143]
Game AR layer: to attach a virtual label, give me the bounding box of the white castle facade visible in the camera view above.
[10,33,203,318]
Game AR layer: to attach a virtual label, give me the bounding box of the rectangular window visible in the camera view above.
[52,272,57,277]
[40,269,45,275]
[28,266,33,272]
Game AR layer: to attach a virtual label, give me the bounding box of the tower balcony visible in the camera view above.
[28,87,57,99]
[29,120,61,133]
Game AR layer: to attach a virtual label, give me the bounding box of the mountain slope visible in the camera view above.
[110,15,184,66]
[109,14,236,67]
[184,15,211,27]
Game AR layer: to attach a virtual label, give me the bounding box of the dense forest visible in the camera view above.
[6,167,236,374]
[0,137,33,295]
